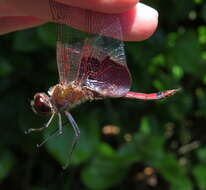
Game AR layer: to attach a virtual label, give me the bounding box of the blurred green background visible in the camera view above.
[1,0,206,189]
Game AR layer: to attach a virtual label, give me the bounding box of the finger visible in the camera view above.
[1,0,158,41]
[0,4,23,16]
[49,2,158,41]
[56,0,139,14]
[0,16,46,35]
[0,3,46,34]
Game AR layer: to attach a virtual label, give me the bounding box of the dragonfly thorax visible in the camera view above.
[50,83,92,112]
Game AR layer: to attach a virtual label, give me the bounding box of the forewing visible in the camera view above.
[50,0,87,83]
[50,0,131,95]
[56,25,86,83]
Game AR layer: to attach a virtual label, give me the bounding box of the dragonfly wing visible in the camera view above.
[56,25,86,83]
[76,13,132,97]
[50,1,88,84]
[50,0,131,94]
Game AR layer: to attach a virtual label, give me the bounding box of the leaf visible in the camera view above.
[44,114,100,166]
[139,117,151,135]
[172,65,184,79]
[0,150,14,181]
[37,23,56,47]
[193,165,206,190]
[168,31,203,77]
[0,57,13,76]
[81,155,128,190]
[13,29,42,52]
[154,153,192,190]
[196,147,206,163]
[198,26,206,44]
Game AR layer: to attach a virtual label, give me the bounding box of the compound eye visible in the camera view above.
[31,93,52,115]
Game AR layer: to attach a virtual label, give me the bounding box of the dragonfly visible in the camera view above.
[26,0,179,166]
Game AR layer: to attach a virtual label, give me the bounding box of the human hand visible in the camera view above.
[0,0,158,41]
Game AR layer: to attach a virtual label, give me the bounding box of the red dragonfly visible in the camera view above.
[26,0,179,162]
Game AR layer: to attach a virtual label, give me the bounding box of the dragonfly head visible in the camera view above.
[31,93,53,115]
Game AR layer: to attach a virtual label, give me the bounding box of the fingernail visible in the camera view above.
[138,2,159,19]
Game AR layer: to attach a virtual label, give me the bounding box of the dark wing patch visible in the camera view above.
[78,56,131,97]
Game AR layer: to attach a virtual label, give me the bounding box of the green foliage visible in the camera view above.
[193,165,206,190]
[45,114,100,165]
[0,0,206,189]
[0,150,14,181]
[81,143,129,190]
[0,57,13,77]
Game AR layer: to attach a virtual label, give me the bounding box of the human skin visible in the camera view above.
[0,0,158,41]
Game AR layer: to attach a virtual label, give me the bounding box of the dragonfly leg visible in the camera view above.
[63,111,80,169]
[25,113,55,134]
[36,114,66,148]
[36,128,59,148]
[58,113,63,135]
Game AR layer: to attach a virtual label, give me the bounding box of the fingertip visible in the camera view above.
[136,3,158,40]
[121,3,159,41]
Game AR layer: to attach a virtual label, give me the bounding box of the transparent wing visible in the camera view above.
[50,1,87,83]
[49,0,131,96]
[76,12,131,97]
[56,25,87,83]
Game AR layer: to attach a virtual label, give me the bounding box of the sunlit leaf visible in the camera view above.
[172,65,184,79]
[139,117,151,135]
[198,26,206,44]
[193,0,202,4]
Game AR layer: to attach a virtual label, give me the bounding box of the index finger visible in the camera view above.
[50,2,158,41]
[1,0,158,41]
